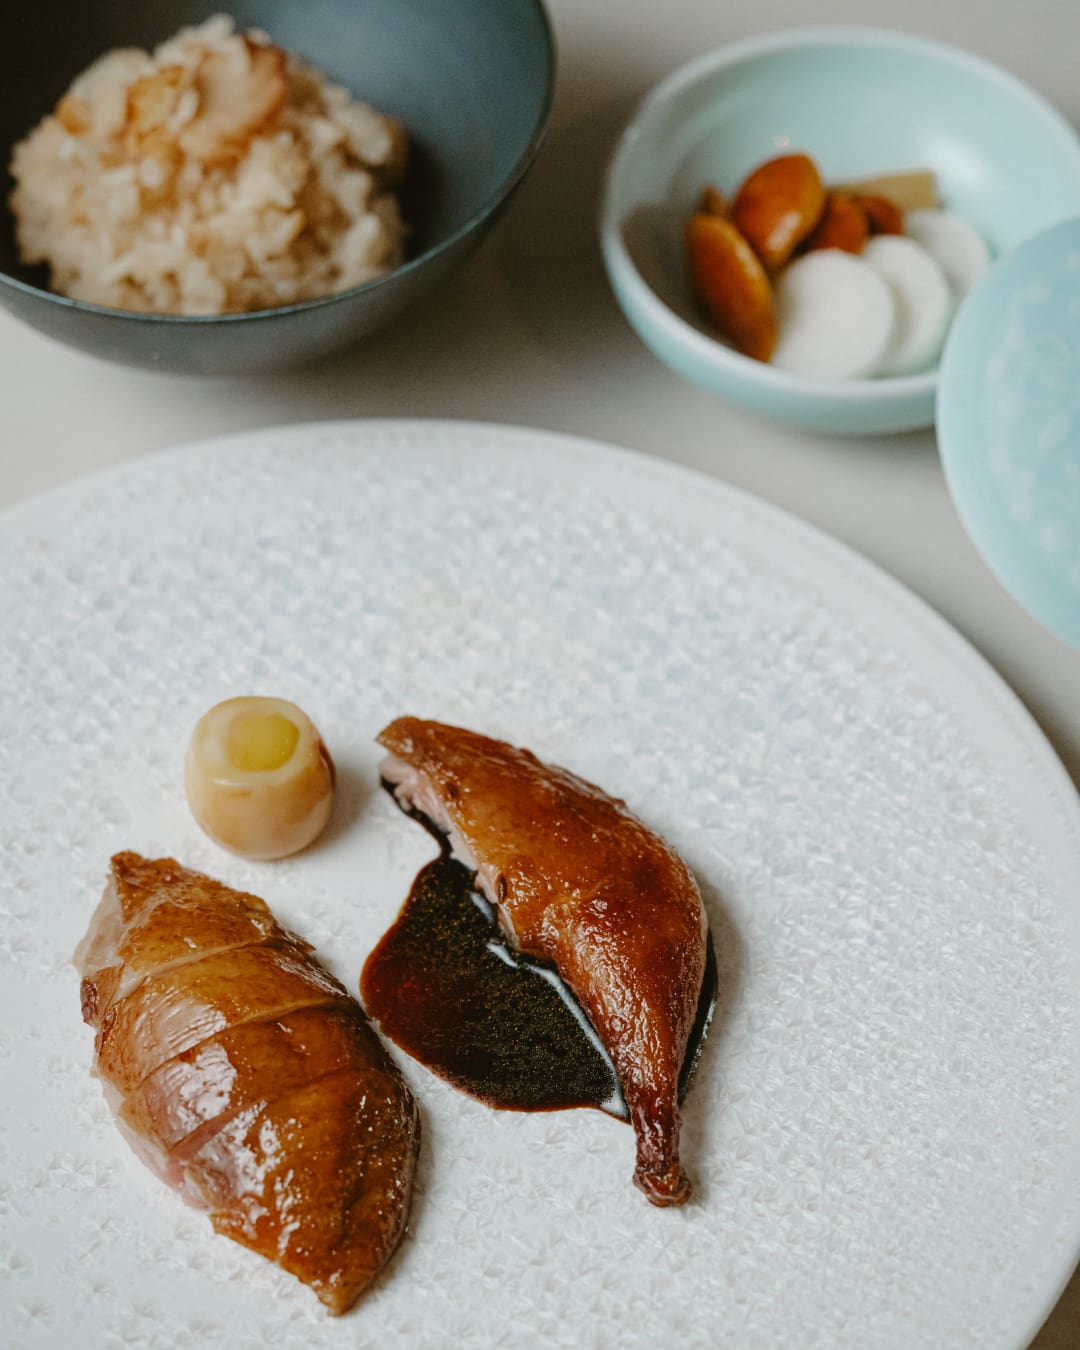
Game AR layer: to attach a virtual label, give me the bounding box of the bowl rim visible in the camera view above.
[0,0,557,325]
[599,25,1080,406]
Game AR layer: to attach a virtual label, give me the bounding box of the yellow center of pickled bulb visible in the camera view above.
[226,712,300,772]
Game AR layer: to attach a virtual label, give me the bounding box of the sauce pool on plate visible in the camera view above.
[361,792,717,1118]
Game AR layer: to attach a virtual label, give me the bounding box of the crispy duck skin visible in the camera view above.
[377,717,707,1206]
[75,852,419,1314]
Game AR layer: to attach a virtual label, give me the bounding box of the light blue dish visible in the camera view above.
[938,219,1080,650]
[600,28,1080,435]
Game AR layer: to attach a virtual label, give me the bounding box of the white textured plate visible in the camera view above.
[2,421,1080,1350]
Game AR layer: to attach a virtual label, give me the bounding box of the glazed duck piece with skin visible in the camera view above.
[377,717,708,1206]
[75,852,419,1314]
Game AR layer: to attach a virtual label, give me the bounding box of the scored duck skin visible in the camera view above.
[377,717,708,1207]
[75,852,419,1314]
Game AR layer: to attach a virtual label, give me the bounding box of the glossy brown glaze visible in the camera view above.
[75,852,419,1315]
[362,834,717,1123]
[731,152,826,270]
[377,717,709,1207]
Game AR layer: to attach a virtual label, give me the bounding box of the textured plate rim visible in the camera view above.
[3,416,1080,1348]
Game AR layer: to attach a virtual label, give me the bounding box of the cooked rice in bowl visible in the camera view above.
[8,15,408,315]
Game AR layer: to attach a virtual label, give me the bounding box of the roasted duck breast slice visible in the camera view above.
[377,718,707,1206]
[76,853,419,1313]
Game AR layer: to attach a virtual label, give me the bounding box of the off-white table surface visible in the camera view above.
[2,0,1078,1344]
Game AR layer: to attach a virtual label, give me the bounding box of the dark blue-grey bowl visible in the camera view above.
[0,0,554,373]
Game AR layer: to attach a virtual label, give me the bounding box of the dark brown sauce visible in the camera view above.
[361,790,716,1119]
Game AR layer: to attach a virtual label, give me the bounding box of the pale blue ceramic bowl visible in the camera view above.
[600,28,1080,435]
[938,218,1080,649]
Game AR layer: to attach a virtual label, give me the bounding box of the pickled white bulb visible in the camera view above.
[185,696,335,860]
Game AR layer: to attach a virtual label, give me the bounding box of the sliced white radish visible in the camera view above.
[863,235,953,377]
[772,251,896,379]
[905,209,990,296]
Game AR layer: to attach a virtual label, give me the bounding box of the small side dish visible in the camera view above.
[686,152,990,379]
[185,696,335,859]
[75,852,420,1314]
[9,15,407,314]
[375,716,710,1207]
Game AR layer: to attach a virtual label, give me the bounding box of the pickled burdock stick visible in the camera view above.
[832,168,940,211]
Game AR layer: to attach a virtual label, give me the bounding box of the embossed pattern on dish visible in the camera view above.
[985,249,1080,585]
[1,422,1079,1349]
